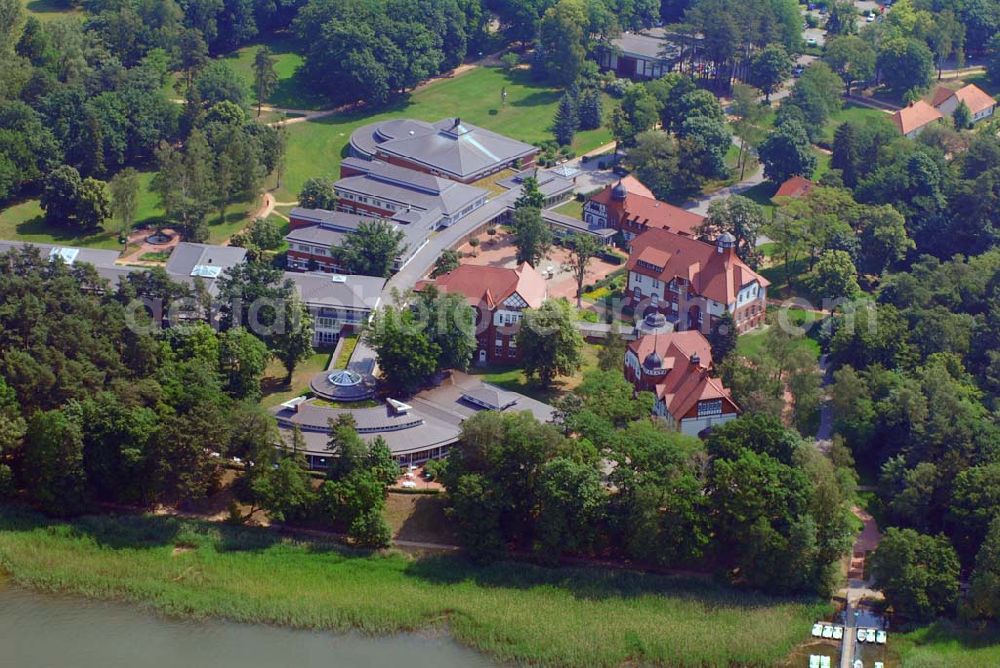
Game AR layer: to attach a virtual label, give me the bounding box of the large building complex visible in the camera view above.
[336,157,488,227]
[584,178,705,240]
[623,330,740,436]
[626,228,769,334]
[284,207,430,274]
[349,117,539,183]
[415,262,547,364]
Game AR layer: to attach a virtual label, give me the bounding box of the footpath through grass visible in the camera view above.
[0,506,828,668]
[278,67,613,202]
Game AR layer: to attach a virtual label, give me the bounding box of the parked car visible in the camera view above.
[806,37,818,47]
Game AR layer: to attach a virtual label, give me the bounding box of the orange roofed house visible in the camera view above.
[891,100,943,139]
[931,83,997,124]
[624,330,740,435]
[584,177,705,241]
[773,175,816,200]
[626,228,769,334]
[415,263,547,365]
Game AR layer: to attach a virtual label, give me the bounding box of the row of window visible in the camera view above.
[336,189,400,212]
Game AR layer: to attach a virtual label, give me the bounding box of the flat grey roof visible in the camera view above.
[612,29,683,61]
[541,210,617,238]
[285,271,385,311]
[350,118,538,181]
[165,242,248,278]
[496,168,575,198]
[0,240,122,270]
[286,206,434,263]
[285,225,347,247]
[335,160,487,217]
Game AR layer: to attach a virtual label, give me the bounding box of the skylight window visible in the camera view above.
[48,247,79,265]
[191,265,222,278]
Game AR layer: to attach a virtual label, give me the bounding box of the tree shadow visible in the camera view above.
[25,0,75,14]
[403,553,818,609]
[14,214,114,247]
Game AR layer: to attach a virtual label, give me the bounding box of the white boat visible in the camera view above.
[833,626,843,640]
[876,630,887,644]
[822,625,833,638]
[854,660,863,668]
[866,628,876,643]
[857,628,866,642]
[875,663,884,668]
[821,656,831,668]
[809,655,820,668]
[812,623,823,637]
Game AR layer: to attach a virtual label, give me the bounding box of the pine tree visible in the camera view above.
[953,100,972,130]
[578,88,603,130]
[553,93,578,146]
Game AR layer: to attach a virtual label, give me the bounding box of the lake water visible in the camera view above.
[0,585,497,668]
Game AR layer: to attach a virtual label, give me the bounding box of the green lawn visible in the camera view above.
[741,181,778,220]
[895,621,1000,668]
[736,312,822,361]
[0,506,830,668]
[553,198,583,219]
[819,104,892,144]
[0,170,252,249]
[218,34,329,111]
[277,67,613,202]
[812,149,831,181]
[260,348,333,408]
[0,200,122,250]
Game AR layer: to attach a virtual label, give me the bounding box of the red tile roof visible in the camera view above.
[589,180,705,237]
[588,175,654,204]
[774,175,815,200]
[931,85,955,108]
[620,194,705,236]
[416,262,546,310]
[949,84,996,116]
[628,331,738,419]
[892,101,943,135]
[626,228,769,305]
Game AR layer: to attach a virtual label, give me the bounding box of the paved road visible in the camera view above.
[346,191,519,374]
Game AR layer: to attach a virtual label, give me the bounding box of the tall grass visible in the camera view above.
[0,507,828,667]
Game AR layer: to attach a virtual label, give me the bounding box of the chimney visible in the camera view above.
[453,117,461,129]
[690,353,700,366]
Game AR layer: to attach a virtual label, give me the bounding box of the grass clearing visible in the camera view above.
[552,198,584,219]
[219,34,330,111]
[0,170,194,249]
[0,506,830,668]
[894,621,1000,668]
[819,104,892,144]
[260,348,333,408]
[0,200,122,250]
[21,0,81,20]
[278,67,613,202]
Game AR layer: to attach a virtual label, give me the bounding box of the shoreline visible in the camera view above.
[0,505,826,668]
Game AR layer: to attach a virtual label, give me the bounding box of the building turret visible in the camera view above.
[716,232,736,259]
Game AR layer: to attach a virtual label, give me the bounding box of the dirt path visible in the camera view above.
[846,506,883,604]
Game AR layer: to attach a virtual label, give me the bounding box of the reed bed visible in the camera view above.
[0,507,828,667]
